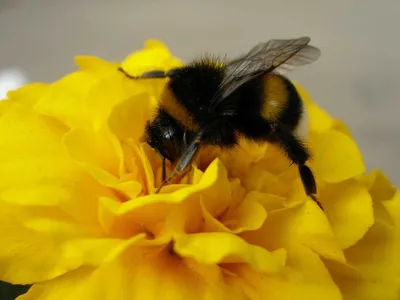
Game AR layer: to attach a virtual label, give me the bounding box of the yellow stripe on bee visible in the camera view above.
[159,88,200,131]
[261,74,288,121]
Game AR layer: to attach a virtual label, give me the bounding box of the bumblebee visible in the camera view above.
[119,37,322,208]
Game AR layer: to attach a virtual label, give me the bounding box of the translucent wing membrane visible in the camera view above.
[209,37,321,112]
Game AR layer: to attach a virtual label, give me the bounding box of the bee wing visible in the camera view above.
[272,43,321,73]
[209,37,320,112]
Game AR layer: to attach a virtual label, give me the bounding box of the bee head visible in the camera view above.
[145,110,185,163]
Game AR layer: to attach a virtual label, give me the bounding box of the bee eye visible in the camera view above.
[164,129,174,140]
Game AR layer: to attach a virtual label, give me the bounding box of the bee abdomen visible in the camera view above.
[261,74,303,130]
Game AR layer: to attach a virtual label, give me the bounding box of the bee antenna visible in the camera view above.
[118,67,172,79]
[118,67,140,79]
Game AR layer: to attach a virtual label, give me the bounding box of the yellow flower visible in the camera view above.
[0,40,399,300]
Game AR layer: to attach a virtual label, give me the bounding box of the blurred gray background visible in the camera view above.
[1,0,399,186]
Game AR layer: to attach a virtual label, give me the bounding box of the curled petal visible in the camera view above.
[108,94,153,143]
[310,130,365,183]
[235,244,342,300]
[174,232,286,274]
[321,179,374,249]
[294,83,335,133]
[120,40,182,76]
[21,235,246,300]
[0,202,121,284]
[201,195,267,234]
[243,201,345,263]
[329,173,400,299]
[17,267,95,300]
[63,128,122,177]
[226,196,267,233]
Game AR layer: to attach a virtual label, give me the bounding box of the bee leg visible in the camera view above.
[183,131,189,150]
[269,123,323,210]
[298,165,322,210]
[156,136,202,194]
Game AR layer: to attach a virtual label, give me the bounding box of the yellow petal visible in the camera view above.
[34,72,98,130]
[306,102,335,133]
[307,103,335,133]
[243,201,345,263]
[21,236,249,300]
[332,119,353,137]
[329,271,400,300]
[235,244,342,300]
[197,159,232,202]
[223,194,267,234]
[0,89,112,223]
[165,193,204,235]
[294,83,335,133]
[321,179,374,249]
[88,164,143,199]
[197,167,241,231]
[98,164,229,238]
[0,99,68,206]
[83,73,149,131]
[77,141,155,199]
[93,237,264,300]
[17,267,95,300]
[98,196,146,238]
[330,214,400,299]
[329,177,400,299]
[166,159,268,236]
[199,191,267,235]
[62,127,146,200]
[4,83,48,107]
[74,55,119,73]
[35,68,146,133]
[97,196,178,241]
[244,169,291,199]
[116,158,230,215]
[145,39,172,50]
[246,190,286,212]
[120,40,182,76]
[36,42,171,129]
[174,232,286,274]
[361,169,398,203]
[200,197,232,233]
[63,127,122,177]
[108,93,153,142]
[0,201,121,284]
[310,130,365,183]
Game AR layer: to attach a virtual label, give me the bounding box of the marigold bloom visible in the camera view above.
[0,40,399,300]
